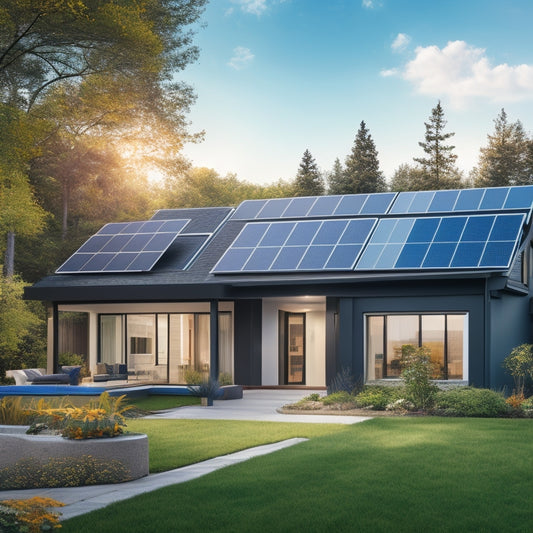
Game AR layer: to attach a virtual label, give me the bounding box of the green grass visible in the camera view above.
[125,419,346,472]
[62,418,533,533]
[125,394,200,412]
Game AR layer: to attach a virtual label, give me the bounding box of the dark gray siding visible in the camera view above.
[233,299,262,385]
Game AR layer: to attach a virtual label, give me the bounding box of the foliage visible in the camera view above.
[474,109,531,187]
[389,163,427,191]
[187,377,221,401]
[502,343,533,395]
[0,455,131,490]
[414,101,463,190]
[321,391,356,407]
[343,121,386,193]
[433,387,510,417]
[29,392,131,439]
[0,497,63,532]
[327,367,358,395]
[293,149,324,196]
[400,344,439,409]
[184,368,203,385]
[304,393,321,402]
[505,392,526,410]
[0,396,34,425]
[354,385,405,410]
[218,372,233,386]
[521,396,533,417]
[327,157,346,194]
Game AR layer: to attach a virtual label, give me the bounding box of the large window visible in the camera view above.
[99,311,233,383]
[366,313,467,381]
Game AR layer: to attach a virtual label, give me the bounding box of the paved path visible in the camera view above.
[1,389,371,521]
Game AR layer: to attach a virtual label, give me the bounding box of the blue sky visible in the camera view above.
[181,0,533,185]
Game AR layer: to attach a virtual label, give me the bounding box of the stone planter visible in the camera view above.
[0,428,148,488]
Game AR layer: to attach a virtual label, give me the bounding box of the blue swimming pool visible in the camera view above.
[0,384,192,398]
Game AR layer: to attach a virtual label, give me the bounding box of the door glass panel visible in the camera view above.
[447,315,464,379]
[127,314,155,380]
[287,314,305,384]
[422,315,445,378]
[169,314,193,383]
[367,316,384,380]
[195,314,210,376]
[218,313,233,379]
[100,315,124,365]
[386,315,418,377]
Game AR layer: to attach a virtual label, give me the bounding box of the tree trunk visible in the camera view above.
[3,231,15,277]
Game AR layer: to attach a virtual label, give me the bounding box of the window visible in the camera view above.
[366,313,467,381]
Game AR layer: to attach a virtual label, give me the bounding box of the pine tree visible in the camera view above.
[327,158,348,194]
[474,109,531,187]
[344,121,386,194]
[293,149,324,196]
[414,102,462,190]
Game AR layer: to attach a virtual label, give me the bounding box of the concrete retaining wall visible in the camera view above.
[0,430,148,486]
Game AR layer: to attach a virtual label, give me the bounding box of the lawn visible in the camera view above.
[62,418,533,533]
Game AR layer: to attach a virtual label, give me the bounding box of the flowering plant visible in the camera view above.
[0,496,63,532]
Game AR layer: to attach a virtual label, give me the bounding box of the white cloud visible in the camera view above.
[391,33,411,52]
[380,68,399,77]
[228,46,255,70]
[401,40,533,107]
[233,0,268,16]
[362,0,382,9]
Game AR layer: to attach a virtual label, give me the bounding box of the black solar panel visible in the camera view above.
[56,219,190,273]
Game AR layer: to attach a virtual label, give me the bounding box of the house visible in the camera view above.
[26,185,533,390]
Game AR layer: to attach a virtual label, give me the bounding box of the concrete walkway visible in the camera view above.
[1,389,371,521]
[146,389,370,425]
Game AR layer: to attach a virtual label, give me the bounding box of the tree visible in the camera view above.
[0,0,207,272]
[293,149,324,197]
[344,121,386,193]
[389,163,426,192]
[474,109,531,187]
[414,102,462,190]
[327,158,348,195]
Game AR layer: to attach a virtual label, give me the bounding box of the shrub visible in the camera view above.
[0,456,131,489]
[184,369,203,385]
[187,377,221,403]
[502,344,533,395]
[400,344,439,409]
[304,393,321,402]
[505,392,526,410]
[321,391,356,407]
[355,386,405,411]
[0,497,63,532]
[434,387,510,417]
[29,392,131,439]
[0,396,33,425]
[218,372,233,386]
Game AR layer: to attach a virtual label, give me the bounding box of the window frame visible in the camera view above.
[364,312,469,382]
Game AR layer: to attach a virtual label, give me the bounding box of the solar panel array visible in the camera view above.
[390,186,533,215]
[212,218,377,273]
[213,186,533,275]
[355,214,525,270]
[56,219,190,273]
[231,193,396,220]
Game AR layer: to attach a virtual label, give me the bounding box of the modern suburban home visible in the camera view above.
[26,185,533,390]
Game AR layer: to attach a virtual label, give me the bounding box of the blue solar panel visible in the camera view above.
[355,213,525,271]
[390,186,533,215]
[212,218,378,273]
[56,219,190,273]
[231,193,396,220]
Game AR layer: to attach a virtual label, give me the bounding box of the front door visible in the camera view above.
[283,312,305,385]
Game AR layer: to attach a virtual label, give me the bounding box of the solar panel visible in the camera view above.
[56,219,190,273]
[355,213,525,271]
[231,193,396,220]
[212,218,377,273]
[389,186,533,215]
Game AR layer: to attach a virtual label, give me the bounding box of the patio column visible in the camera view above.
[210,299,219,381]
[52,303,59,373]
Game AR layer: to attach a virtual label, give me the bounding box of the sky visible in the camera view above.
[180,0,533,186]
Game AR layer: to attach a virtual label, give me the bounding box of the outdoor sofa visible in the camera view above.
[6,366,81,386]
